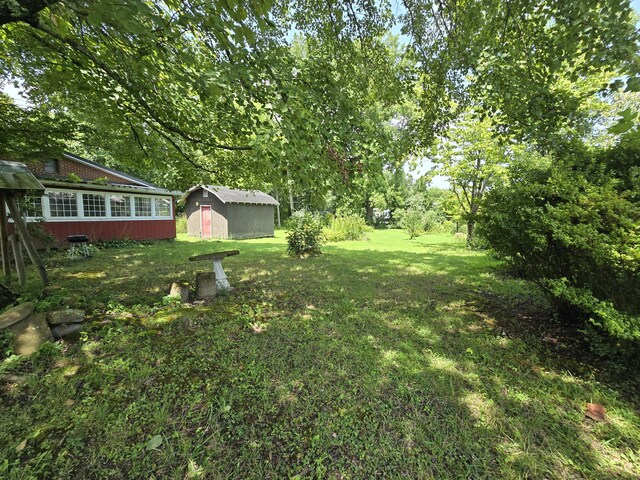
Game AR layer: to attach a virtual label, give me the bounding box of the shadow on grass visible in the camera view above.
[2,234,638,478]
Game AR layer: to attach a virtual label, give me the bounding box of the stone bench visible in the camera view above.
[189,250,239,292]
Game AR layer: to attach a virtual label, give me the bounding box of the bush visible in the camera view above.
[324,213,369,242]
[175,214,187,234]
[478,143,640,360]
[397,208,425,239]
[286,210,324,257]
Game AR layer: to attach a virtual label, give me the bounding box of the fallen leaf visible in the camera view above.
[16,439,27,452]
[146,434,163,450]
[585,403,606,422]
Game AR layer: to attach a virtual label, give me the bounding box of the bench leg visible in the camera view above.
[212,260,231,291]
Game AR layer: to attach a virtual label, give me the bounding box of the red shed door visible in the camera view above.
[201,205,212,238]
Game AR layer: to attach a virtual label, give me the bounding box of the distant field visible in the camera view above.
[1,230,639,479]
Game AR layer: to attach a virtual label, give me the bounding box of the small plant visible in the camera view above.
[27,220,56,249]
[397,208,424,239]
[175,214,187,234]
[285,210,324,257]
[0,329,13,360]
[66,172,83,183]
[93,177,110,185]
[324,213,370,242]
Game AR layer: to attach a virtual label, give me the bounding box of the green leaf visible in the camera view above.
[625,77,640,92]
[146,434,163,450]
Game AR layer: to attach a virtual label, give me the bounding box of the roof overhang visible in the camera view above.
[0,160,45,193]
[40,179,182,197]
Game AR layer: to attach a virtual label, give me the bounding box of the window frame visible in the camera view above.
[17,188,173,223]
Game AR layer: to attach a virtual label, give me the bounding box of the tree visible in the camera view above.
[0,92,80,161]
[0,1,411,197]
[429,113,506,246]
[400,0,639,150]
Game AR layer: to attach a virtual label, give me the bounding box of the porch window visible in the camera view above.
[154,198,171,217]
[83,193,106,217]
[110,195,130,217]
[48,192,77,218]
[22,195,43,218]
[134,197,152,217]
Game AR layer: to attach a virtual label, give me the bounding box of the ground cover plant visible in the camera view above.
[1,230,639,479]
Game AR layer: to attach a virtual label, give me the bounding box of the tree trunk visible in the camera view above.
[286,168,294,215]
[466,220,475,248]
[274,191,281,227]
[364,196,374,225]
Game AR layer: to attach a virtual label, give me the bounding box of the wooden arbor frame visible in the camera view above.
[0,161,49,286]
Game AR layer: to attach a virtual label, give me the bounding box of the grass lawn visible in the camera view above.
[1,229,639,479]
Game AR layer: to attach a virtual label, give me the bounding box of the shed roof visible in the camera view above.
[183,185,279,206]
[0,160,45,192]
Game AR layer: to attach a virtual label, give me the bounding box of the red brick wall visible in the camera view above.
[26,157,138,185]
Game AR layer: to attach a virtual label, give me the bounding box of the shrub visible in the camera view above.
[286,210,324,257]
[175,214,187,234]
[397,208,425,239]
[324,213,369,242]
[478,143,640,360]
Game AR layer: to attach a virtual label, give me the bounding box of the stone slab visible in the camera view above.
[189,250,239,262]
[195,272,216,301]
[0,302,35,329]
[50,323,83,340]
[48,309,85,325]
[8,312,53,355]
[169,282,190,302]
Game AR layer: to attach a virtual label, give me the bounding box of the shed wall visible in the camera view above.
[185,189,228,238]
[226,204,275,239]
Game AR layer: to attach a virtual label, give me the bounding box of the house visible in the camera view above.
[182,185,279,239]
[16,152,181,245]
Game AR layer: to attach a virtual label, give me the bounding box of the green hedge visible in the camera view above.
[478,142,639,359]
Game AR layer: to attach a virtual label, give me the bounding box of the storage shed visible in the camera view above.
[183,185,279,239]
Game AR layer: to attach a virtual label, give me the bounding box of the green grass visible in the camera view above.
[1,230,639,479]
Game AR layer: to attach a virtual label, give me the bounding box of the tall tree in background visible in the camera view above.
[429,113,506,245]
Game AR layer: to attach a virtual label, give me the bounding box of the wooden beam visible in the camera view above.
[0,192,11,281]
[10,234,26,286]
[189,250,239,262]
[6,194,49,285]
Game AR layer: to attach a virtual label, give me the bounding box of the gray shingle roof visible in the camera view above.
[197,185,279,206]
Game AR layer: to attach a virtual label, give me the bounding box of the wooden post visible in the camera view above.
[0,193,11,281]
[10,234,26,286]
[6,194,49,285]
[275,191,281,227]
